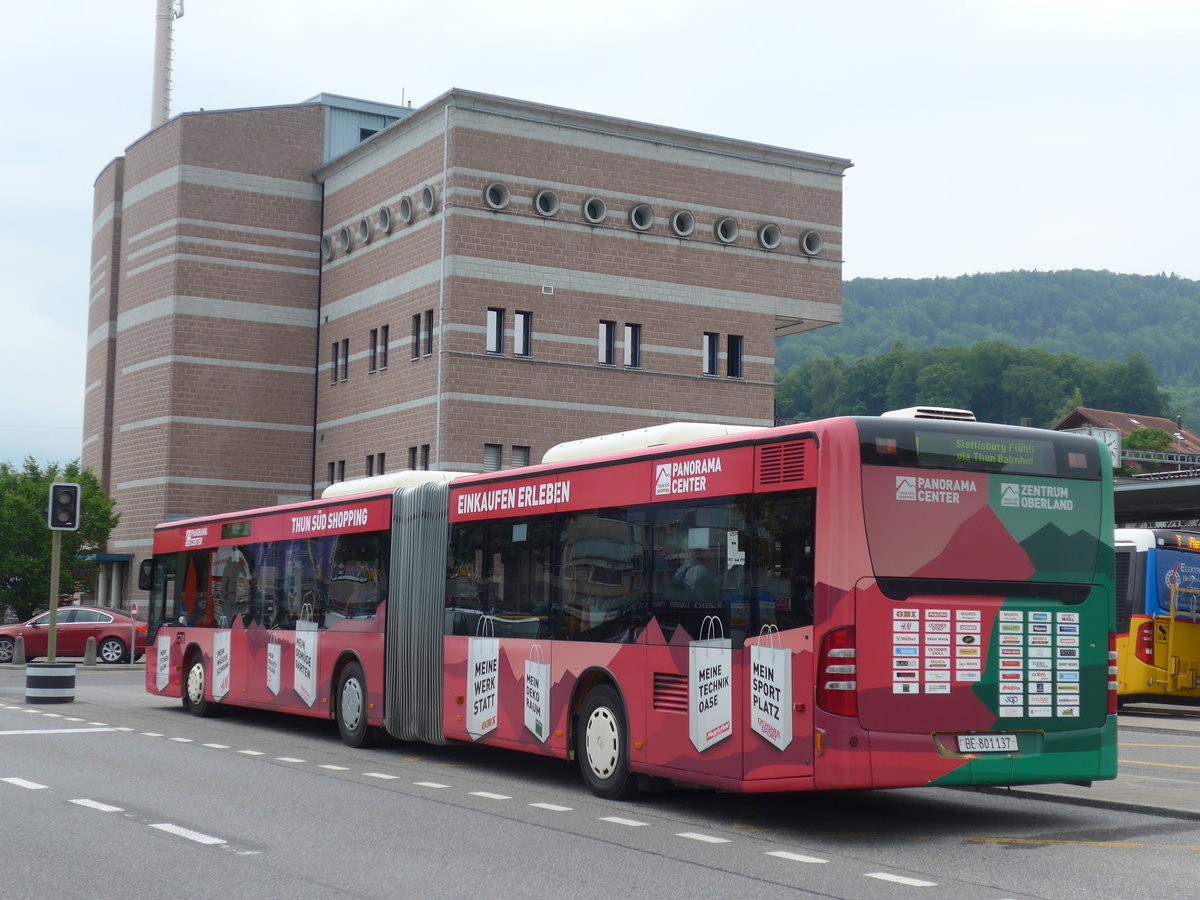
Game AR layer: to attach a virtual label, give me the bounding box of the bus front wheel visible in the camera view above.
[578,685,638,800]
[337,661,374,748]
[184,655,212,717]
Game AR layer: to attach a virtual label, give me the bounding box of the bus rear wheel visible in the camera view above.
[184,655,213,717]
[337,661,374,748]
[578,685,638,800]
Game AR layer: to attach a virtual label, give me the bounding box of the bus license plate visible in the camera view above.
[956,733,1018,753]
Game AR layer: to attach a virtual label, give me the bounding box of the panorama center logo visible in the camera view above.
[655,463,673,496]
[895,476,917,501]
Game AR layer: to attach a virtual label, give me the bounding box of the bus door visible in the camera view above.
[1161,582,1200,694]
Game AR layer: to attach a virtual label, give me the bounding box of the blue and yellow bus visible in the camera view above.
[1115,528,1200,703]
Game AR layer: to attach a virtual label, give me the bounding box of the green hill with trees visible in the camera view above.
[776,269,1198,427]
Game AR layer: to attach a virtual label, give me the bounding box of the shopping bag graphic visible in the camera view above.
[467,616,499,739]
[749,625,792,750]
[689,615,733,751]
[524,643,550,743]
[293,603,319,708]
[212,628,232,702]
[156,634,171,692]
[266,639,281,696]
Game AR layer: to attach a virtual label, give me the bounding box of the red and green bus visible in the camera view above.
[140,411,1117,798]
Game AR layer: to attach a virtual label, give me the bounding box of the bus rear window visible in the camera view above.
[858,419,1100,480]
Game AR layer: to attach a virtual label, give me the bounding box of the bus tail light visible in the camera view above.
[817,626,858,717]
[1134,620,1155,666]
[1108,632,1119,715]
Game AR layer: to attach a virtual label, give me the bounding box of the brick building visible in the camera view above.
[84,90,851,609]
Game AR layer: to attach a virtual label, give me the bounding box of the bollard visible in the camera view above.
[14,634,25,665]
[84,636,97,666]
[25,662,76,704]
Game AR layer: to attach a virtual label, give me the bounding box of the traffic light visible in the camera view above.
[48,483,81,531]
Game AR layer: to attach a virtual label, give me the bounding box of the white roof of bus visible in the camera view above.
[1114,528,1160,551]
[541,422,764,464]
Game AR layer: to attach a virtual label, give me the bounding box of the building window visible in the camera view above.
[423,309,434,356]
[408,446,417,470]
[514,311,532,357]
[484,443,502,472]
[378,451,385,474]
[727,334,744,378]
[340,338,349,381]
[624,323,641,368]
[411,314,421,360]
[369,329,379,373]
[599,320,616,366]
[380,325,389,370]
[421,444,430,470]
[327,462,335,484]
[330,342,339,385]
[366,454,375,477]
[702,332,719,376]
[337,460,346,482]
[512,445,530,468]
[487,308,505,354]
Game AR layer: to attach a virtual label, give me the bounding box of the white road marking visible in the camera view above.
[169,737,193,743]
[600,816,648,827]
[150,823,227,846]
[2,777,48,790]
[865,872,937,887]
[470,791,511,800]
[70,798,123,812]
[365,772,399,780]
[529,802,573,811]
[414,781,450,788]
[678,832,731,844]
[767,851,829,864]
[0,727,118,736]
[319,765,349,771]
[275,757,305,763]
[141,732,164,737]
[203,743,230,749]
[238,750,265,756]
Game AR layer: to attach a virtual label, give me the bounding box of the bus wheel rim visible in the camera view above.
[585,707,619,779]
[187,663,204,703]
[341,679,364,730]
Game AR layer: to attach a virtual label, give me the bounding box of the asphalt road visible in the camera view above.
[3,666,1200,900]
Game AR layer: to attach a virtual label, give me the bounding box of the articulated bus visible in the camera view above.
[140,413,1117,798]
[1114,528,1200,703]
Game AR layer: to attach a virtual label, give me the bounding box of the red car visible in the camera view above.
[0,606,147,664]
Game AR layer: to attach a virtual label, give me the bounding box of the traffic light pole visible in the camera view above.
[47,525,61,664]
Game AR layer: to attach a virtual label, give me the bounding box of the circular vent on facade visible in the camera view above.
[629,203,654,232]
[484,182,511,210]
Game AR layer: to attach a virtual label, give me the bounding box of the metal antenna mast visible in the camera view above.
[151,0,185,126]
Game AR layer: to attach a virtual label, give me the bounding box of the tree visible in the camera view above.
[0,459,119,621]
[1120,426,1175,475]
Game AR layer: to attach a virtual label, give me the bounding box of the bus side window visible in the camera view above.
[177,550,212,627]
[556,509,645,644]
[756,492,816,631]
[446,521,488,636]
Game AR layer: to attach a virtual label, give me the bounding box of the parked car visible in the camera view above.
[0,606,146,664]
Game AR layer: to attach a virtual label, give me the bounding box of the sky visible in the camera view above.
[1,0,1197,466]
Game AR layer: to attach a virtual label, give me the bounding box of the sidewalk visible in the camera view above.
[1002,705,1200,819]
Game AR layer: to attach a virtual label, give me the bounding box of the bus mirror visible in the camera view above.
[138,559,154,591]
